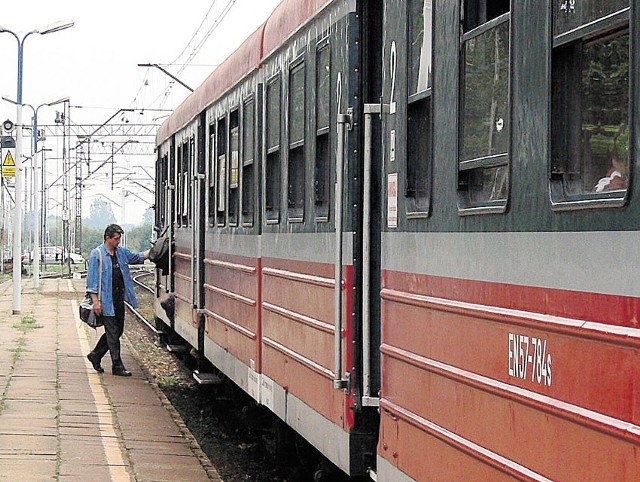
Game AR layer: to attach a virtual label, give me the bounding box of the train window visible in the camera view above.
[463,0,509,31]
[266,75,281,223]
[315,43,331,220]
[458,0,510,212]
[551,3,630,207]
[208,124,215,227]
[181,140,191,227]
[406,0,433,214]
[183,141,190,226]
[155,153,168,228]
[217,117,227,226]
[176,143,184,226]
[187,137,194,226]
[229,109,240,226]
[169,141,176,227]
[242,98,255,226]
[288,60,305,221]
[408,0,432,97]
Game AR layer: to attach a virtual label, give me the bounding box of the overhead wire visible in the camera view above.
[137,0,239,112]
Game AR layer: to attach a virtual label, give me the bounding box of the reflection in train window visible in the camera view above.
[406,0,433,214]
[217,117,227,226]
[288,61,305,221]
[315,43,331,220]
[458,0,510,211]
[242,98,255,226]
[551,2,629,205]
[229,109,240,226]
[208,124,215,226]
[266,75,281,223]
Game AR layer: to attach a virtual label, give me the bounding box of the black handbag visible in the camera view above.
[149,235,172,275]
[79,293,103,328]
[79,248,104,328]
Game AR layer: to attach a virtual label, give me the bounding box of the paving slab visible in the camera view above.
[0,278,219,481]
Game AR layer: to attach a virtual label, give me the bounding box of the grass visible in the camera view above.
[159,375,178,387]
[13,315,42,332]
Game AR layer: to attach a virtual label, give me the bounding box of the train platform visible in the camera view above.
[0,277,220,481]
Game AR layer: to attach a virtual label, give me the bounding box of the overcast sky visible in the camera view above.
[0,0,282,226]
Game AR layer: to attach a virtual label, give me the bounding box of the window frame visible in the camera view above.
[405,0,434,217]
[315,38,332,222]
[242,95,256,227]
[265,73,282,224]
[549,5,631,210]
[287,55,306,222]
[228,107,240,227]
[207,122,216,227]
[457,6,512,215]
[216,115,227,227]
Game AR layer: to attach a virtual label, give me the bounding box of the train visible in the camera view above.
[152,0,640,480]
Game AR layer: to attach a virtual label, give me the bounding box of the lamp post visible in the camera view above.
[2,96,69,288]
[0,20,74,313]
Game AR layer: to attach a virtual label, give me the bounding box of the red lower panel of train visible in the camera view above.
[379,270,640,481]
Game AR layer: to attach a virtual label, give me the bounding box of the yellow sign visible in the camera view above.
[2,150,15,178]
[3,150,14,166]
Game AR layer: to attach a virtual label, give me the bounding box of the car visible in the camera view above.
[30,246,85,265]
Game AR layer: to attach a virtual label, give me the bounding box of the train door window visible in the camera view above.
[266,75,281,223]
[406,0,433,215]
[217,117,227,226]
[550,2,630,208]
[208,123,216,226]
[288,60,305,221]
[229,109,240,226]
[315,42,331,220]
[242,97,255,226]
[458,0,510,212]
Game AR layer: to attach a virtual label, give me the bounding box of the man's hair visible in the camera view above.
[104,224,124,240]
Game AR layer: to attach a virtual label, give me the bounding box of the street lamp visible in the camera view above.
[2,96,69,288]
[0,20,74,313]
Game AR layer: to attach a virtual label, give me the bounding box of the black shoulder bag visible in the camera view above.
[79,249,104,328]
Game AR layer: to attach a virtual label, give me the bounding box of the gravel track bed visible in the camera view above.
[124,277,309,481]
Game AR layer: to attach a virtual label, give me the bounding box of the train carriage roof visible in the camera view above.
[156,25,265,144]
[156,0,333,146]
[262,0,332,57]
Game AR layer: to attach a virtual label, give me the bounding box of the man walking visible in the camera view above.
[86,224,150,376]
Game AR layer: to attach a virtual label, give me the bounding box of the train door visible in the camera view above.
[358,0,384,410]
[377,1,434,480]
[195,113,207,357]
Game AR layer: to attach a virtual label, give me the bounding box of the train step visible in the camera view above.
[166,344,190,354]
[193,370,224,385]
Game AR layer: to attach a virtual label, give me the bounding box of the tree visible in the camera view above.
[81,224,103,256]
[141,207,154,226]
[86,198,116,228]
[124,224,153,252]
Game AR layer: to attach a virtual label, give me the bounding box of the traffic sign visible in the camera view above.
[2,149,16,178]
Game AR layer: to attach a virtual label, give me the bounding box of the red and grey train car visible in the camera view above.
[155,0,640,480]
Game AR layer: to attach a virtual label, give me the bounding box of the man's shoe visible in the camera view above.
[87,353,104,373]
[112,367,132,377]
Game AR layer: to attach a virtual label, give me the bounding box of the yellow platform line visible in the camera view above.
[68,280,130,481]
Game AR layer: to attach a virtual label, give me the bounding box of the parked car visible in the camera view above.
[1,249,27,274]
[30,246,84,265]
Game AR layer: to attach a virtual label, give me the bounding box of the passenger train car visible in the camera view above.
[154,0,640,480]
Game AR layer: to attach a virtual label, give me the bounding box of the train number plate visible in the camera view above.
[508,333,553,386]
